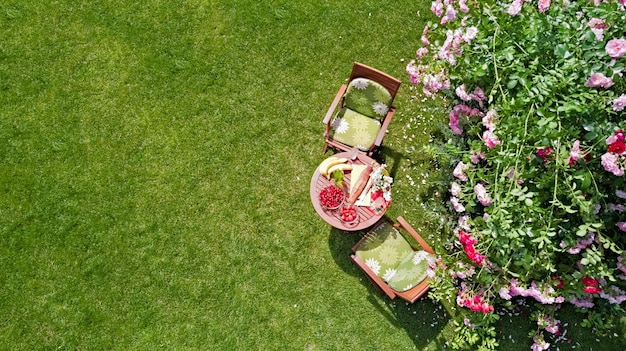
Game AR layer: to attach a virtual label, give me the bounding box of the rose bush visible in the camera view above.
[407,0,625,349]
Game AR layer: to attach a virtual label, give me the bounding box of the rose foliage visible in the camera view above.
[407,0,626,349]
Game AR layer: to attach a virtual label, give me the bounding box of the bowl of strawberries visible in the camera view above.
[339,203,359,227]
[319,185,345,211]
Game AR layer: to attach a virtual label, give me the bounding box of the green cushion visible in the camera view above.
[387,250,435,292]
[329,108,381,151]
[344,78,393,119]
[354,222,413,282]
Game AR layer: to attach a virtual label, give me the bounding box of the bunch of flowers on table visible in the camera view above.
[368,162,393,214]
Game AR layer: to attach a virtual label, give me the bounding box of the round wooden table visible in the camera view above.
[310,151,388,231]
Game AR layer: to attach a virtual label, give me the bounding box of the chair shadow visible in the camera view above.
[372,146,403,179]
[327,227,365,278]
[327,227,450,350]
[367,294,450,350]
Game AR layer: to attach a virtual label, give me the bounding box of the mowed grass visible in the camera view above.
[0,1,624,350]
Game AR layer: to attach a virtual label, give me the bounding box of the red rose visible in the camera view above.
[583,286,602,294]
[607,140,626,154]
[616,130,625,142]
[536,147,553,163]
[458,230,476,245]
[581,276,598,287]
[552,276,564,289]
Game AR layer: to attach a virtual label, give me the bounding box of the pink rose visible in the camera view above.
[421,26,430,46]
[482,109,497,131]
[601,153,624,176]
[606,38,626,59]
[451,197,466,212]
[568,140,581,165]
[449,110,463,135]
[508,0,523,16]
[463,27,478,43]
[431,0,444,17]
[416,47,429,59]
[587,18,607,30]
[588,18,608,41]
[459,0,470,13]
[469,87,485,102]
[450,182,462,197]
[474,183,492,206]
[441,4,457,25]
[585,72,614,88]
[453,161,470,181]
[538,0,551,13]
[613,94,626,111]
[470,150,485,164]
[482,130,501,148]
[455,84,471,101]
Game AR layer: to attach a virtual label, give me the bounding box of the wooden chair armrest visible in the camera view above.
[323,85,347,126]
[372,107,395,147]
[397,216,435,254]
[350,255,397,299]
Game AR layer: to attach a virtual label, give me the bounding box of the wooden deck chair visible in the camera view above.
[350,216,436,303]
[323,62,401,157]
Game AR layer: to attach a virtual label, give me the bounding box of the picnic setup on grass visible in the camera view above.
[309,62,437,303]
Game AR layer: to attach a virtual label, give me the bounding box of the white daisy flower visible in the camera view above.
[373,102,389,116]
[365,258,381,275]
[351,79,369,90]
[332,118,349,134]
[383,268,397,281]
[413,251,430,264]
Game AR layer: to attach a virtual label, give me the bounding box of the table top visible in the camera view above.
[310,151,388,231]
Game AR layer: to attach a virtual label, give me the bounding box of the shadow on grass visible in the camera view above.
[367,294,450,350]
[373,146,403,179]
[328,227,450,350]
[327,227,364,277]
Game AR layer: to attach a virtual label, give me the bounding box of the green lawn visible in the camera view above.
[0,1,623,350]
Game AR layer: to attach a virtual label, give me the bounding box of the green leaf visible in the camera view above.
[507,80,518,89]
[537,117,553,127]
[584,131,598,141]
[554,44,567,57]
[524,198,533,206]
[583,122,595,132]
[331,169,344,188]
[519,77,529,89]
[581,173,591,190]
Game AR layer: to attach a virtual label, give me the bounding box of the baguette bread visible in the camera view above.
[348,165,372,203]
